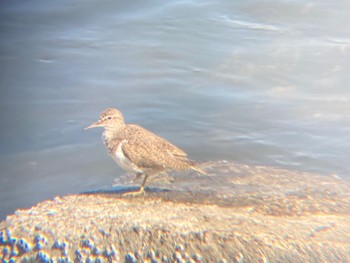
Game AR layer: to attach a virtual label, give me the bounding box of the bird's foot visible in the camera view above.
[123,186,145,196]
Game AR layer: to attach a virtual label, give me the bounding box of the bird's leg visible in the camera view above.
[123,174,149,196]
[123,169,163,196]
[139,174,149,192]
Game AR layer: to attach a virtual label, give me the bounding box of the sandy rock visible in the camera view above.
[1,161,349,262]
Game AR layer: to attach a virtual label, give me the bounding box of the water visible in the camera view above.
[1,0,350,220]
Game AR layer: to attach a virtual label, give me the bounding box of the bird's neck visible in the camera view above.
[102,125,125,154]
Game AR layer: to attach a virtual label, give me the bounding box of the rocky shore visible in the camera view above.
[1,161,349,262]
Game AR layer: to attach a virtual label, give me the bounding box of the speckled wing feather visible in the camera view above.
[116,124,193,171]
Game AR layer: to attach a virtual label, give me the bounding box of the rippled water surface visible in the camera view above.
[1,0,350,220]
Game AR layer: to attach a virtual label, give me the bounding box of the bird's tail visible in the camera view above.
[190,163,207,175]
[172,155,207,175]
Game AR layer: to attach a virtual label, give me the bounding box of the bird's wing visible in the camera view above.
[119,124,191,171]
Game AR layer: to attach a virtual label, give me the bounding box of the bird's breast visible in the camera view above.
[111,140,143,174]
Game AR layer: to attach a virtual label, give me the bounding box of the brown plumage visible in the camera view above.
[85,108,205,194]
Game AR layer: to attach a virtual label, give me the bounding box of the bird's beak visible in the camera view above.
[84,120,103,130]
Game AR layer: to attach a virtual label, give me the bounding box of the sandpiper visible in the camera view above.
[85,108,205,194]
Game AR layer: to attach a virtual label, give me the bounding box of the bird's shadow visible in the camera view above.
[80,185,172,195]
[79,184,224,207]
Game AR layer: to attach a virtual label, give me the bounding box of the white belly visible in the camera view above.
[112,141,143,174]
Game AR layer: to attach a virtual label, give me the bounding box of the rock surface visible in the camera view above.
[1,161,349,262]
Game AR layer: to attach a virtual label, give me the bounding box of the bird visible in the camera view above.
[84,108,205,195]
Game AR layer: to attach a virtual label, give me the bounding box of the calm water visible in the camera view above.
[1,0,350,220]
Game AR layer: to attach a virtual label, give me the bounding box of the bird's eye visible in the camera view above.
[107,116,112,120]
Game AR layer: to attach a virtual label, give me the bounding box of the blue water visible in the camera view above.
[1,0,350,220]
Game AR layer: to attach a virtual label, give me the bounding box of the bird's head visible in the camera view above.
[84,108,125,131]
